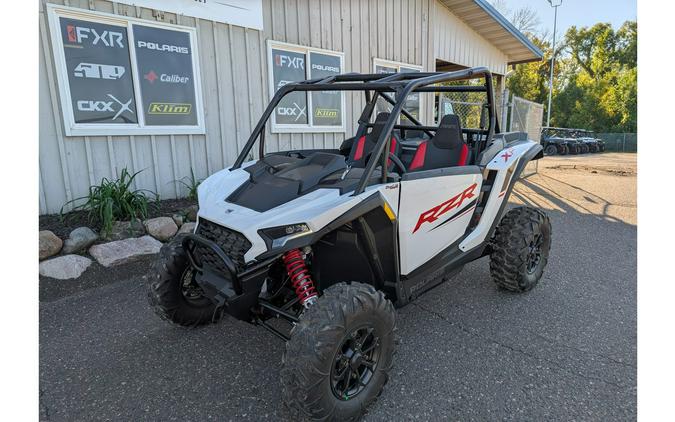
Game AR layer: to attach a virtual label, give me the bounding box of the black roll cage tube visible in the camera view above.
[232,66,496,195]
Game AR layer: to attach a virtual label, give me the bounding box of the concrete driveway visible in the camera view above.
[40,153,637,421]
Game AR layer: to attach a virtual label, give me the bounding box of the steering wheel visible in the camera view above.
[364,151,407,174]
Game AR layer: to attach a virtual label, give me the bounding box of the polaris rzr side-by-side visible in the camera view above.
[573,129,604,153]
[146,67,552,421]
[541,127,580,155]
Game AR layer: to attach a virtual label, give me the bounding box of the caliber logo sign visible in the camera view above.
[148,102,192,114]
[143,70,190,84]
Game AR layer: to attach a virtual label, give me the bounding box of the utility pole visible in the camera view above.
[546,0,562,127]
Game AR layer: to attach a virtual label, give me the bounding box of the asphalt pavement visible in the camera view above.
[40,153,637,421]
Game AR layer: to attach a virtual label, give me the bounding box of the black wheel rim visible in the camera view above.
[180,268,209,305]
[330,326,381,401]
[526,233,544,274]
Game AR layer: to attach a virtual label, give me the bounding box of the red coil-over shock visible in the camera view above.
[282,248,318,307]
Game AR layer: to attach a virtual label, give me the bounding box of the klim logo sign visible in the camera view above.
[148,102,192,114]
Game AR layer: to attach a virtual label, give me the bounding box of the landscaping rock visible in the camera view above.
[39,255,92,280]
[185,205,199,222]
[144,217,178,241]
[177,222,196,235]
[172,213,184,227]
[39,230,63,260]
[62,227,98,254]
[89,236,162,267]
[104,220,146,241]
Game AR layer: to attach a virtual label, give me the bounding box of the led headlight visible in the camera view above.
[261,223,312,249]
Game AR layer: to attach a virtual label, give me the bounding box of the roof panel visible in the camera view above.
[438,0,543,64]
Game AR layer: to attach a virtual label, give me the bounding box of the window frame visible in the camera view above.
[267,40,346,134]
[46,4,206,136]
[372,58,424,123]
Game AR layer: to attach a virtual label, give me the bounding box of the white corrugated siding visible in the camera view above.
[39,0,509,214]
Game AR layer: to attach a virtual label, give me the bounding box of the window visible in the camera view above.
[47,5,205,136]
[268,41,345,133]
[373,59,423,124]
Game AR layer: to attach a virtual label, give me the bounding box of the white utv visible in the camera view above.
[147,67,551,421]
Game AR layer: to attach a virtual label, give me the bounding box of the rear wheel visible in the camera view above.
[580,144,590,154]
[559,145,569,155]
[146,234,218,326]
[489,207,552,292]
[281,282,396,421]
[544,144,558,156]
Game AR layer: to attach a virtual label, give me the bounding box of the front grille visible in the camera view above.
[194,219,252,274]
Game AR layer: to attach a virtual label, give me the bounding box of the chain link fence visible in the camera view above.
[596,133,637,152]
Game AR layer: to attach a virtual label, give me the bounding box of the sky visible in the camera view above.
[499,0,636,34]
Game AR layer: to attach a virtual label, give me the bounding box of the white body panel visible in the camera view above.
[398,173,482,275]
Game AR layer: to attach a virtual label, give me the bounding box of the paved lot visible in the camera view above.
[40,153,637,421]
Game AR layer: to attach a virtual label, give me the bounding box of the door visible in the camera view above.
[397,168,482,275]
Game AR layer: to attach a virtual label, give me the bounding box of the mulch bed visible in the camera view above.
[39,198,196,239]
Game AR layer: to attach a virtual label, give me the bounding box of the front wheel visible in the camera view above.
[281,282,396,421]
[489,207,552,292]
[146,234,218,326]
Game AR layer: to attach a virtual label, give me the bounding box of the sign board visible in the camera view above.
[374,59,423,123]
[60,17,138,124]
[133,25,198,126]
[114,0,263,30]
[268,41,345,133]
[47,5,205,136]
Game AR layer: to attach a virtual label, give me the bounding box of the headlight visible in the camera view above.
[260,223,312,249]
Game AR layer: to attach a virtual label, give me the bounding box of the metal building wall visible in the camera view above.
[39,0,510,215]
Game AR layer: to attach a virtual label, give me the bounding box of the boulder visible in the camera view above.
[104,220,146,241]
[39,255,92,280]
[172,213,184,228]
[177,222,196,235]
[62,227,98,254]
[144,217,178,241]
[185,205,199,222]
[89,236,162,267]
[39,230,63,260]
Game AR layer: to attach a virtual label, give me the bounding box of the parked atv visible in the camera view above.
[574,129,604,153]
[541,127,577,156]
[147,67,551,421]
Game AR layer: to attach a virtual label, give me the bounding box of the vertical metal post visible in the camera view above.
[546,3,559,126]
[623,133,627,152]
[501,88,510,132]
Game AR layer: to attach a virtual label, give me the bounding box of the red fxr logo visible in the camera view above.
[67,24,76,42]
[412,183,477,233]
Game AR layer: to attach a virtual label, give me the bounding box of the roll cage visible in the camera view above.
[232,66,498,195]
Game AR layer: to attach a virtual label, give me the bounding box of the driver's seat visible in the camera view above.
[348,112,401,168]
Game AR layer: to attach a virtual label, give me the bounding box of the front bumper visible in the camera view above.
[182,234,270,321]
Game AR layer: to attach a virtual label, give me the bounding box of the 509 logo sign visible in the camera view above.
[66,24,124,48]
[74,63,125,80]
[148,103,192,114]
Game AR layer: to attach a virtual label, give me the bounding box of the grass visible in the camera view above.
[175,168,202,201]
[61,168,159,237]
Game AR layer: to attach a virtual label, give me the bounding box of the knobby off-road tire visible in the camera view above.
[544,145,558,156]
[489,207,552,292]
[281,282,396,421]
[580,144,590,154]
[146,234,218,327]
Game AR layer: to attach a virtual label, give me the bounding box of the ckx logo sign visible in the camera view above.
[277,102,307,122]
[76,94,134,121]
[275,54,304,69]
[66,24,124,48]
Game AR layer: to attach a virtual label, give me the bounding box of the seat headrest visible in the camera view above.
[432,114,463,149]
[367,112,390,143]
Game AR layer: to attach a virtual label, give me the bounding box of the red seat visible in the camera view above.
[349,112,401,168]
[408,114,468,171]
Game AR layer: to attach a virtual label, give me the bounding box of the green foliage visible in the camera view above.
[176,168,202,201]
[507,20,637,133]
[61,168,158,237]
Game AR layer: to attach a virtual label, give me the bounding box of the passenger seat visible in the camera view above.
[408,114,469,171]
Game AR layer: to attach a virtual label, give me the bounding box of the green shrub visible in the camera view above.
[61,168,158,237]
[176,168,202,201]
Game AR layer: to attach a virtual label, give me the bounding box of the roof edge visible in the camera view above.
[472,0,543,63]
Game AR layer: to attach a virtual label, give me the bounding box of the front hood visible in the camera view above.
[195,162,369,262]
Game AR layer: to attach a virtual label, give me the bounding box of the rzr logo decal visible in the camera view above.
[412,183,478,233]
